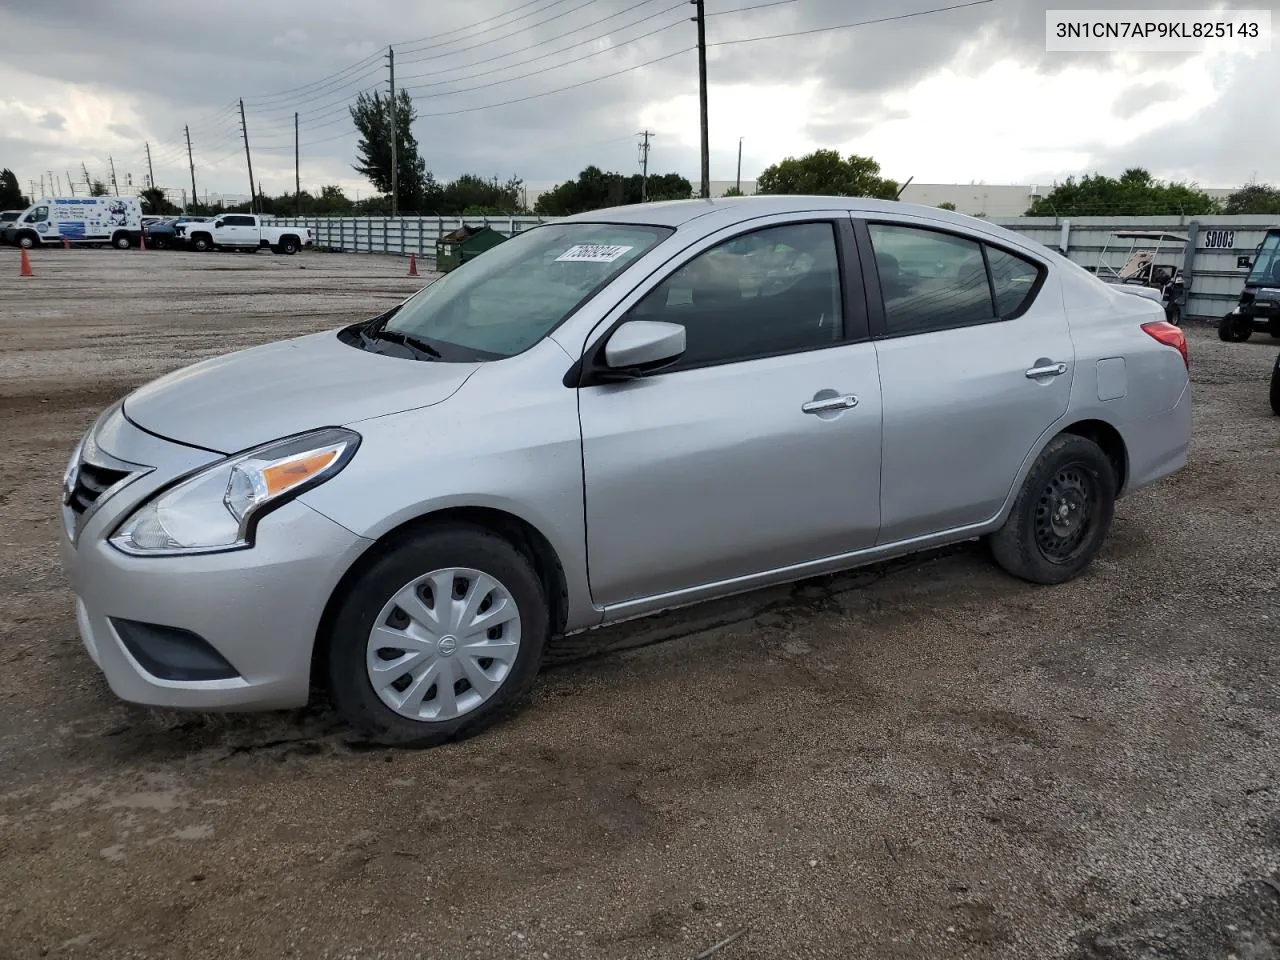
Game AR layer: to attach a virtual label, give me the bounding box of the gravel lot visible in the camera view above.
[0,247,1278,960]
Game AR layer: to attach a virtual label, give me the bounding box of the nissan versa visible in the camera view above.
[59,197,1192,746]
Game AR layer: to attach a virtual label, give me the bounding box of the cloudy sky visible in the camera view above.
[0,0,1275,203]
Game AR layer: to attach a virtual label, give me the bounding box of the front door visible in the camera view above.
[857,217,1075,544]
[579,218,883,608]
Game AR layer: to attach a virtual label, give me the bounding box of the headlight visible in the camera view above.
[62,433,86,503]
[110,428,359,556]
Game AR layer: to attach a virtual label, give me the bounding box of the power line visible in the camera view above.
[416,46,694,118]
[244,49,384,105]
[397,0,681,86]
[398,0,594,57]
[404,19,686,98]
[708,0,997,46]
[396,0,567,51]
[706,0,796,13]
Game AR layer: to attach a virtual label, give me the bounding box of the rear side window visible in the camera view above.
[868,224,993,336]
[986,246,1042,318]
[867,223,1045,336]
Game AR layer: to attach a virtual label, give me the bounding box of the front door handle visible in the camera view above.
[1025,361,1068,379]
[802,394,859,414]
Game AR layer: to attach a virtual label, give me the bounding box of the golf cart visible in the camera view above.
[1218,228,1280,342]
[1095,230,1188,325]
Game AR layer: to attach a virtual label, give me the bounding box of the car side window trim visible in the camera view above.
[571,216,870,388]
[852,216,1049,340]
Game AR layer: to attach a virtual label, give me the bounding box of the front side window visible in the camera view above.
[28,206,48,223]
[1247,231,1280,287]
[225,215,253,226]
[379,222,671,360]
[627,221,844,370]
[868,223,994,336]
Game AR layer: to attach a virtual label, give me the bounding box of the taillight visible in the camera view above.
[1141,320,1188,369]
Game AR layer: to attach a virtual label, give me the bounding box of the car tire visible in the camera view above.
[1270,352,1280,416]
[280,237,299,255]
[1219,312,1253,342]
[113,233,131,250]
[327,524,550,748]
[1165,304,1181,326]
[18,233,36,249]
[989,433,1117,586]
[1268,319,1280,338]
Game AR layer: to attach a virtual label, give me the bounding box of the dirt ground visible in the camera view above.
[0,247,1278,960]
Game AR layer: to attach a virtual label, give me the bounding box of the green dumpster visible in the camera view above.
[435,225,507,273]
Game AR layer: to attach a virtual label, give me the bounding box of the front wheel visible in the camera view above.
[17,233,36,249]
[989,434,1117,585]
[1270,352,1280,415]
[192,236,211,252]
[327,524,550,747]
[1219,312,1253,342]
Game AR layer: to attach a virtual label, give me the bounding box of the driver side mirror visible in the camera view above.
[600,320,686,379]
[213,220,225,228]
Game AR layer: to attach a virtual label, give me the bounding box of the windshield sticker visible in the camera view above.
[555,244,634,263]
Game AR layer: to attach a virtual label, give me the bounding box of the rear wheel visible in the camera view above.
[327,524,550,747]
[1219,312,1253,342]
[280,236,299,255]
[989,434,1116,585]
[1270,352,1280,415]
[113,233,131,250]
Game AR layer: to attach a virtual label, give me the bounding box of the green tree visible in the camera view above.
[937,201,957,211]
[721,186,745,198]
[533,167,692,215]
[0,168,25,207]
[1223,182,1280,215]
[139,186,176,215]
[755,149,898,199]
[1024,168,1220,216]
[438,174,524,215]
[350,89,430,212]
[89,180,110,197]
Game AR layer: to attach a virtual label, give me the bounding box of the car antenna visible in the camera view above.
[895,176,914,201]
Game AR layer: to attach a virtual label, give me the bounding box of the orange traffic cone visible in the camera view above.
[19,248,34,277]
[139,231,146,251]
[408,254,418,277]
[61,237,69,249]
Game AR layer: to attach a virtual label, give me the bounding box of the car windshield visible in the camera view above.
[381,222,672,360]
[1246,231,1280,286]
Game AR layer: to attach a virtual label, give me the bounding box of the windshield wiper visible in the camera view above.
[366,326,444,359]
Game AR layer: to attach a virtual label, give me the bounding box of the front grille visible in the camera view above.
[68,460,130,516]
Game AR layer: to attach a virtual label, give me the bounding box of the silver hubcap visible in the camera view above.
[366,567,521,722]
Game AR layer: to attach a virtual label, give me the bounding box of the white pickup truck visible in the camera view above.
[175,214,312,255]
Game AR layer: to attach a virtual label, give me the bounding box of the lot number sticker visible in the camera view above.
[555,244,634,263]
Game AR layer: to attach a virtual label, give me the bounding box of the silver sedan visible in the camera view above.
[58,196,1192,746]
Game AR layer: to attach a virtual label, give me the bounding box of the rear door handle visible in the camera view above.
[1025,361,1068,379]
[802,394,859,414]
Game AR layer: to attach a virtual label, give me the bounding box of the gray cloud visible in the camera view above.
[1112,81,1181,120]
[0,0,1276,197]
[37,111,65,130]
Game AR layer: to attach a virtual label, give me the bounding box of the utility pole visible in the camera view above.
[239,98,257,214]
[55,174,63,195]
[81,162,91,192]
[48,171,55,195]
[184,126,198,212]
[40,175,46,197]
[30,179,38,200]
[145,141,156,191]
[294,111,301,215]
[108,156,119,196]
[638,130,653,202]
[736,137,743,193]
[692,0,710,199]
[387,45,398,217]
[66,171,76,197]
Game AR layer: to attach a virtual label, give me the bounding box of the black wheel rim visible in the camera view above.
[1034,461,1099,564]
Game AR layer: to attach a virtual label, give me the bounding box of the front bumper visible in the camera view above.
[59,410,373,711]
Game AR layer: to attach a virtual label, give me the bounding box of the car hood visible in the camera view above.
[122,329,480,454]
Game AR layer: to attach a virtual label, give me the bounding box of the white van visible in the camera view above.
[8,196,143,249]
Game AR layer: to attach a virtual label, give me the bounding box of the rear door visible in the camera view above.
[854,216,1074,544]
